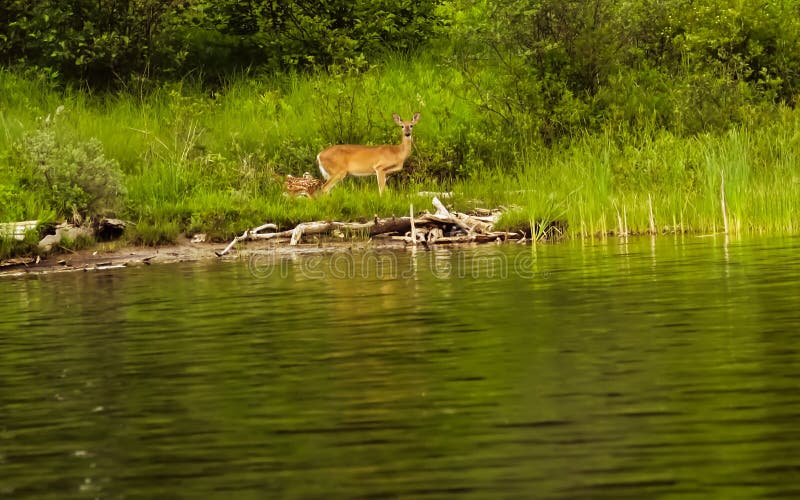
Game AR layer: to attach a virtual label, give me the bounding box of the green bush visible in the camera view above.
[450,0,800,141]
[19,122,126,221]
[0,0,190,85]
[207,1,444,69]
[0,0,445,87]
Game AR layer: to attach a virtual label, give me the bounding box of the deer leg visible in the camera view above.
[375,169,388,195]
[322,171,346,193]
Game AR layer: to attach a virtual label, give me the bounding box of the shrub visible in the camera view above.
[0,0,445,87]
[20,122,126,221]
[450,0,800,140]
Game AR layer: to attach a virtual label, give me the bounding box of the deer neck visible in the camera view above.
[397,134,413,159]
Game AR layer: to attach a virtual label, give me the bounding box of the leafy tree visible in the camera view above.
[0,0,444,87]
[451,0,800,140]
[1,0,190,84]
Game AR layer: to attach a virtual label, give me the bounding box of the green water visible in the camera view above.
[2,236,800,499]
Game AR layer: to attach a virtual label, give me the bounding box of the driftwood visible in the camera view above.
[0,220,39,241]
[418,191,454,199]
[367,216,411,236]
[431,197,450,218]
[95,218,128,240]
[1,218,129,250]
[290,221,373,245]
[38,219,131,252]
[38,225,94,252]
[215,197,522,257]
[410,204,418,246]
[216,223,279,256]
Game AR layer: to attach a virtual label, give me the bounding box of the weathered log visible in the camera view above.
[95,218,129,240]
[216,223,282,256]
[289,221,376,245]
[409,204,418,246]
[215,197,515,256]
[252,223,278,233]
[432,197,451,218]
[216,231,248,256]
[427,197,486,234]
[427,227,443,244]
[418,191,453,199]
[463,213,500,224]
[250,230,293,240]
[38,224,93,253]
[420,212,472,235]
[455,212,494,234]
[0,257,37,269]
[430,235,477,244]
[290,221,333,245]
[0,220,38,241]
[369,217,411,236]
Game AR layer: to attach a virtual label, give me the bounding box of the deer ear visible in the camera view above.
[392,114,403,125]
[411,112,421,125]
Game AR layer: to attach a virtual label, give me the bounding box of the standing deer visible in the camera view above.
[317,112,421,195]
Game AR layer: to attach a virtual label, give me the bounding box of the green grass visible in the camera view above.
[485,122,800,237]
[1,58,800,260]
[0,233,40,261]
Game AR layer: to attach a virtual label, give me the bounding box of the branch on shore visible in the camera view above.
[216,197,522,257]
[0,218,129,252]
[0,220,39,241]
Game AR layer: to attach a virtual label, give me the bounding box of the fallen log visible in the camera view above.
[436,233,518,244]
[0,220,39,241]
[418,191,453,199]
[290,221,373,245]
[94,218,129,240]
[409,204,418,246]
[431,196,500,235]
[429,235,478,244]
[455,212,495,234]
[215,198,516,256]
[216,220,377,256]
[39,224,94,253]
[215,224,276,256]
[432,197,451,219]
[369,217,411,236]
[0,257,37,269]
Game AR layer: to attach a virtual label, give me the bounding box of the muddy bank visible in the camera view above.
[1,236,210,277]
[0,235,419,278]
[1,199,540,278]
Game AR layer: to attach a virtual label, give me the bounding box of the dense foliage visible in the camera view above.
[0,0,443,85]
[451,0,800,138]
[3,0,798,134]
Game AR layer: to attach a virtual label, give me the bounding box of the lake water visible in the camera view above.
[2,236,800,499]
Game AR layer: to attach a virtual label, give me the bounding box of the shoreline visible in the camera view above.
[1,226,769,278]
[0,235,423,278]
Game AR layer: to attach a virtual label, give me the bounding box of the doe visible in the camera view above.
[317,112,421,195]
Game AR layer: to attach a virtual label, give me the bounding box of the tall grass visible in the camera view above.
[1,56,799,259]
[490,120,800,237]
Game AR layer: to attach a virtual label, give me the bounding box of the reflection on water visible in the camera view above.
[2,236,800,498]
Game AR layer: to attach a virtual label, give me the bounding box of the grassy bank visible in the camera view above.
[2,58,799,259]
[487,120,800,236]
